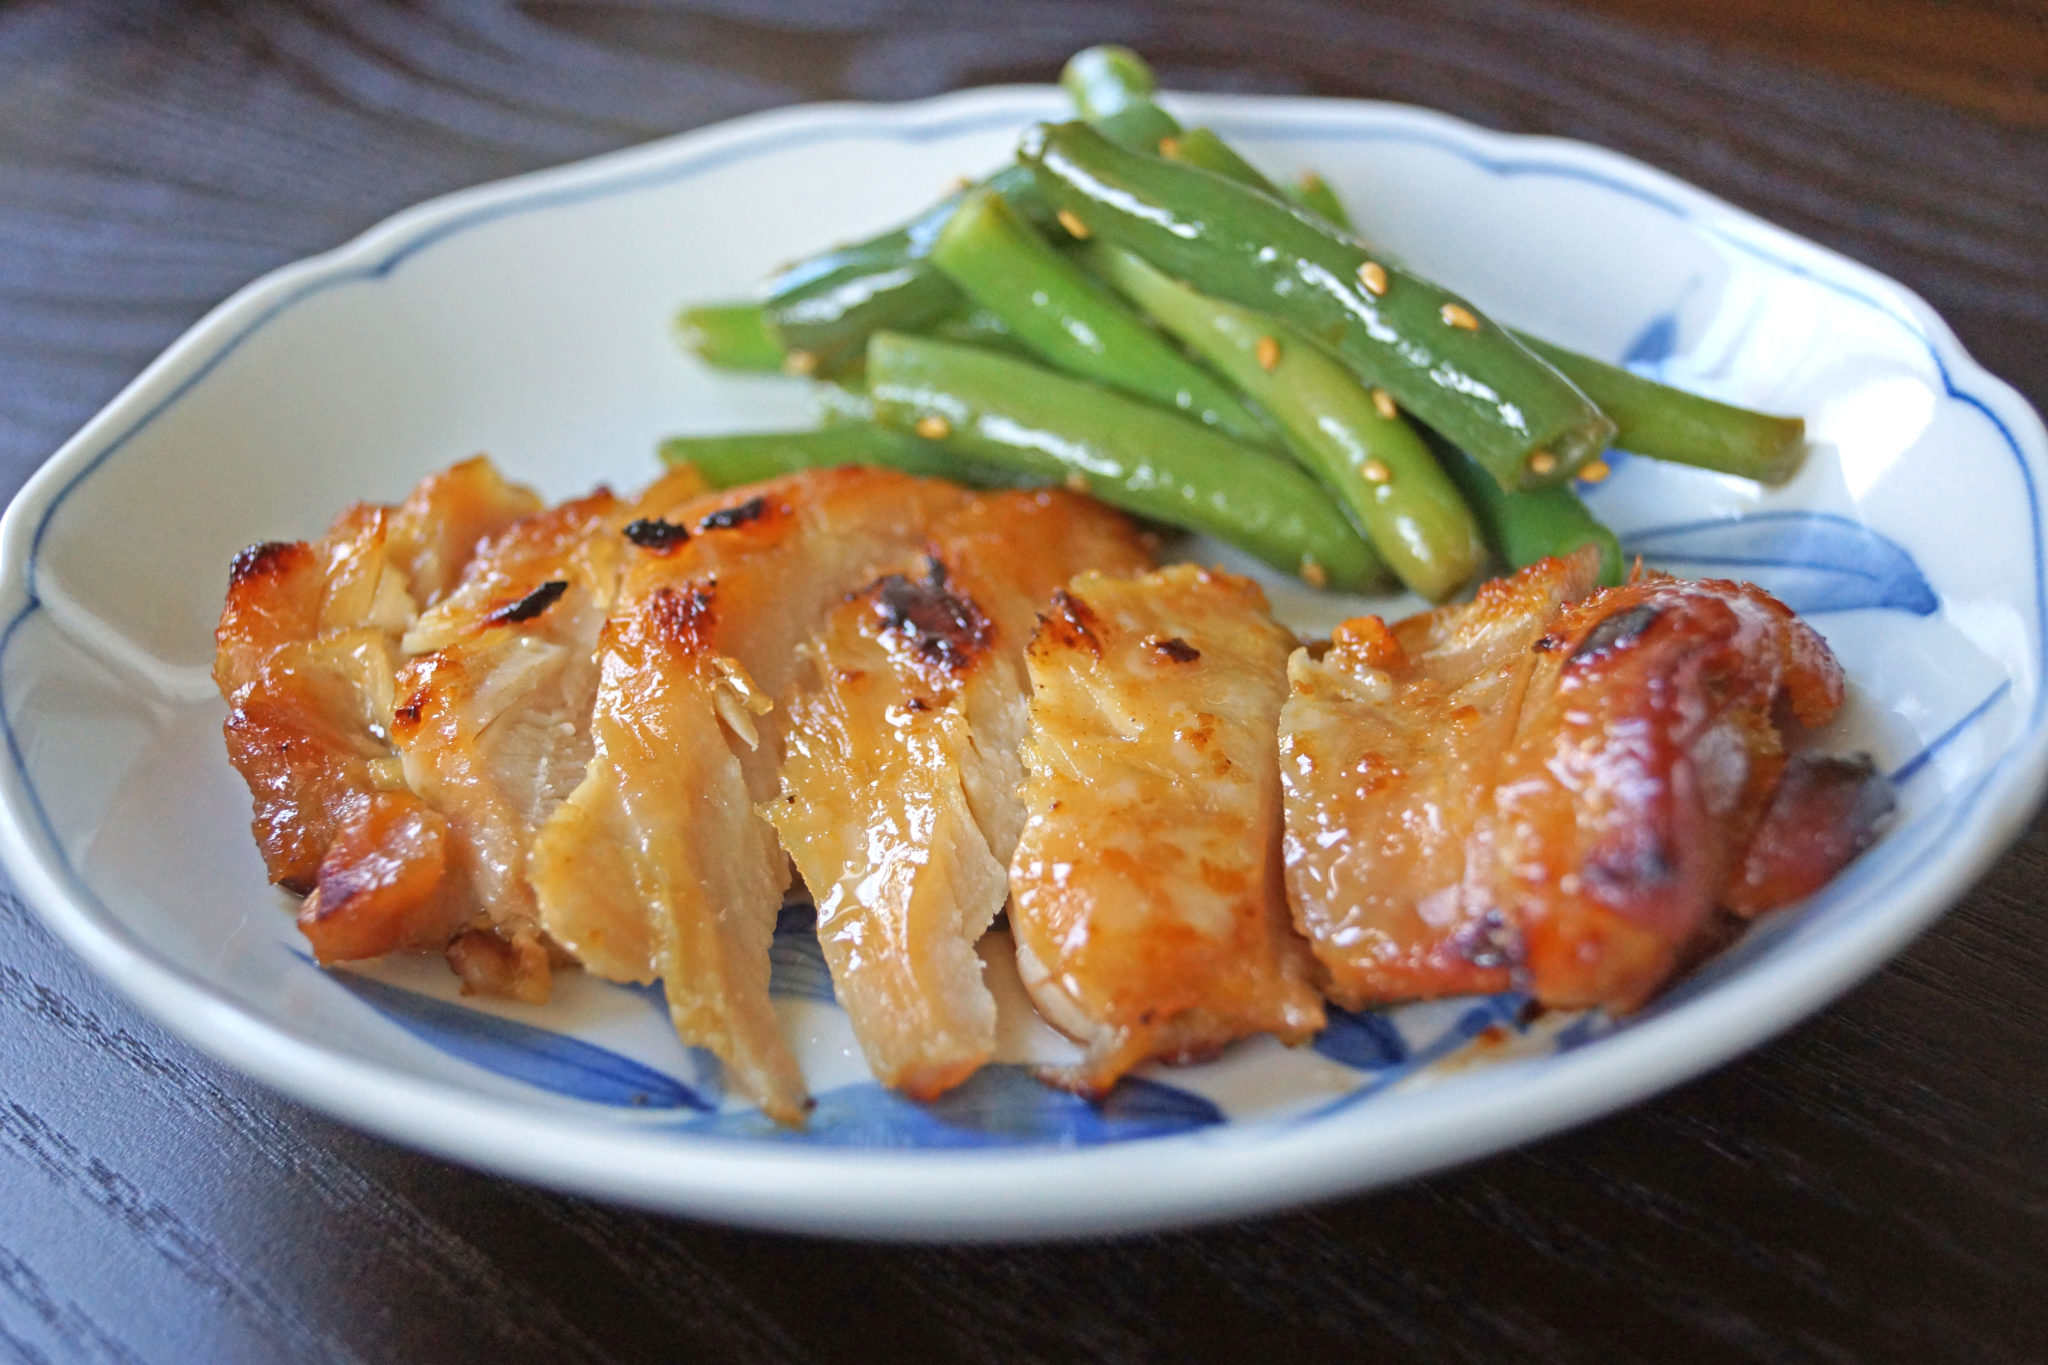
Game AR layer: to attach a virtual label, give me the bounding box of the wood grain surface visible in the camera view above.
[2,2,2045,1361]
[1567,0,2048,124]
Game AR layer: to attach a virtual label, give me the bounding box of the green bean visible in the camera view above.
[1019,121,1615,492]
[866,332,1386,591]
[1151,133,1798,488]
[762,229,959,376]
[1511,335,1807,485]
[1060,47,1287,195]
[760,163,1048,374]
[1436,436,1624,586]
[1251,159,1803,486]
[754,45,1280,376]
[1060,45,1181,154]
[657,424,1020,489]
[1161,127,1283,196]
[1287,172,1355,232]
[1249,185,1803,484]
[929,189,1272,445]
[1087,244,1481,600]
[674,302,785,371]
[925,304,1026,354]
[1184,130,1804,485]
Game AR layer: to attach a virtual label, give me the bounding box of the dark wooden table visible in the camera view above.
[4,2,2044,1360]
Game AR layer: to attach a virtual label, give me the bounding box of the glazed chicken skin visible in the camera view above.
[1280,549,1604,1006]
[215,458,541,963]
[1282,552,1890,1014]
[1008,565,1326,1094]
[1492,571,1876,1009]
[389,466,706,1002]
[770,491,1153,1100]
[529,468,974,1123]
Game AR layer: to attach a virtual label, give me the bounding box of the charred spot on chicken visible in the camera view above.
[870,562,993,675]
[482,579,568,626]
[696,495,769,532]
[623,517,691,552]
[1567,602,1661,663]
[1036,587,1104,656]
[229,540,310,588]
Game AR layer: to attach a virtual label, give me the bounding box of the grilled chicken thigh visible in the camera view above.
[1008,565,1325,1094]
[388,466,707,1002]
[215,459,540,962]
[770,491,1152,1099]
[225,448,1889,1122]
[1281,554,1887,1014]
[1492,573,1872,1009]
[530,468,973,1123]
[1279,548,1603,1007]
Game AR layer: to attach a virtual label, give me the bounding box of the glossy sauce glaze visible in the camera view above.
[218,469,1890,1123]
[1009,564,1326,1095]
[528,467,973,1122]
[215,458,542,964]
[1281,552,1890,1015]
[772,491,1154,1100]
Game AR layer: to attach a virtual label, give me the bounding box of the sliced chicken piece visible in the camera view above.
[215,504,413,705]
[770,565,1005,1101]
[379,467,708,998]
[1279,548,1603,1008]
[925,493,1157,862]
[385,455,545,607]
[388,493,623,1001]
[215,462,540,961]
[1490,574,1856,1010]
[1284,551,1880,1016]
[389,465,707,1001]
[1008,565,1325,1094]
[770,491,1152,1098]
[530,468,974,1122]
[217,524,393,893]
[304,787,463,963]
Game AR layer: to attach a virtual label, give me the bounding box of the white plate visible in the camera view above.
[3,87,2044,1241]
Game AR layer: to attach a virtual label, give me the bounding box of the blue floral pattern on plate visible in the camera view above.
[317,959,715,1112]
[684,1066,1224,1148]
[1625,513,1938,616]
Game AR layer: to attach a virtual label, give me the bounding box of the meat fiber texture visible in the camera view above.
[1009,564,1327,1095]
[770,491,1154,1100]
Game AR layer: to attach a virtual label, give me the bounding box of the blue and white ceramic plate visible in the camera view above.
[2,88,2043,1241]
